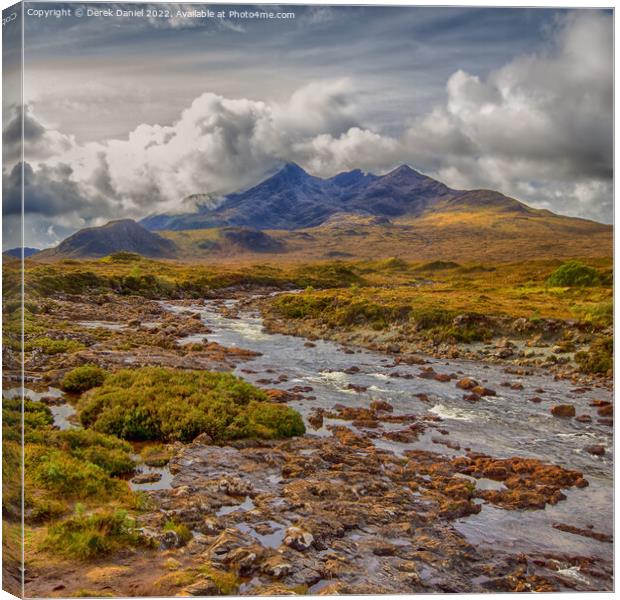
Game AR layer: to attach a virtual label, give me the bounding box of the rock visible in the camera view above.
[456,377,478,390]
[344,366,360,374]
[463,393,481,403]
[261,555,293,578]
[552,523,612,543]
[471,386,496,397]
[434,373,451,382]
[551,404,575,418]
[266,389,296,403]
[192,432,213,445]
[598,405,613,417]
[184,579,220,596]
[159,529,187,549]
[529,397,542,403]
[585,445,606,456]
[226,545,264,574]
[284,526,315,551]
[346,384,368,393]
[387,344,401,354]
[369,400,393,412]
[202,517,221,535]
[131,472,162,484]
[307,410,324,430]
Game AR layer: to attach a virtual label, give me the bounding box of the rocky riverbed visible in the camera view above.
[18,292,613,595]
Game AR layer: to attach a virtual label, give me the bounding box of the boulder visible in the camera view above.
[283,526,315,551]
[551,404,575,418]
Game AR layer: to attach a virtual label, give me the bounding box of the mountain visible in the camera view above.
[140,163,542,232]
[36,219,177,260]
[3,247,40,258]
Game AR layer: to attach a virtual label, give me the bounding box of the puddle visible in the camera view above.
[77,320,126,331]
[236,520,286,549]
[216,495,256,516]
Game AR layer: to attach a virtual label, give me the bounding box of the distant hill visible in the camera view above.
[3,247,40,258]
[141,163,538,232]
[39,164,612,264]
[36,219,176,260]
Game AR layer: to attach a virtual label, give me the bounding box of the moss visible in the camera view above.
[43,508,148,560]
[198,567,239,595]
[25,336,85,355]
[61,365,107,393]
[79,367,305,443]
[575,336,613,375]
[546,261,602,287]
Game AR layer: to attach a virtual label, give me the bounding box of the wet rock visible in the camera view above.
[265,389,296,403]
[434,373,452,382]
[131,472,162,484]
[597,405,613,417]
[471,386,496,397]
[344,366,360,374]
[551,404,576,418]
[575,414,592,423]
[456,377,478,390]
[261,555,293,578]
[283,526,315,551]
[529,397,543,404]
[585,445,606,456]
[463,393,481,403]
[307,409,324,430]
[207,528,254,563]
[346,383,368,393]
[370,400,394,412]
[552,523,612,543]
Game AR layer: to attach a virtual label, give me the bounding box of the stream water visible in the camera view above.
[167,298,614,567]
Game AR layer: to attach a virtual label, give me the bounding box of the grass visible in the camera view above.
[79,367,306,442]
[42,508,148,560]
[163,519,192,544]
[575,336,613,375]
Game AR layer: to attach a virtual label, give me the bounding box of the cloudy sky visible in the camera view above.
[2,3,613,249]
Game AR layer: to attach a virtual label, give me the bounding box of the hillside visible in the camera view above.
[35,219,177,260]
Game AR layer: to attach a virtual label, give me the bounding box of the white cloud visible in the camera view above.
[6,11,612,249]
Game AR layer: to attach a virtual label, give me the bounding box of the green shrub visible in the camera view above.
[79,367,305,442]
[43,509,147,559]
[3,399,53,442]
[546,261,601,287]
[575,336,613,375]
[61,365,107,393]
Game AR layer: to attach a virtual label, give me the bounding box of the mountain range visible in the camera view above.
[141,163,531,231]
[29,163,612,262]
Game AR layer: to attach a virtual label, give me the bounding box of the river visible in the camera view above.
[166,297,613,571]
